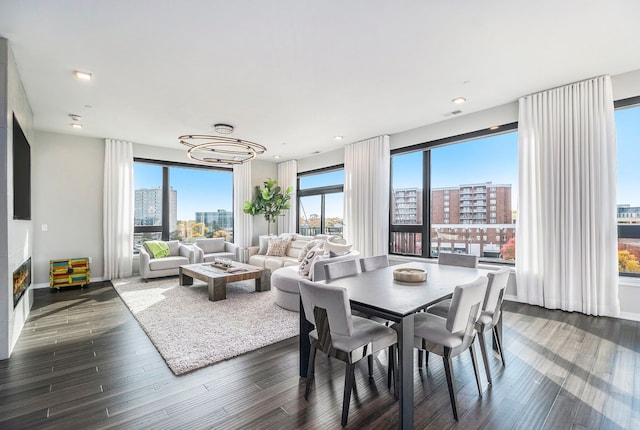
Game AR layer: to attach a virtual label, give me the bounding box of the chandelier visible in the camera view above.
[178,124,266,166]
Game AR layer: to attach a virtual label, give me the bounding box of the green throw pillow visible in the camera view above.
[144,240,170,259]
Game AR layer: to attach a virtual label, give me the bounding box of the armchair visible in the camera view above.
[139,240,197,279]
[193,238,239,263]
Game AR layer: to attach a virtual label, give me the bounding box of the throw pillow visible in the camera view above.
[309,251,330,280]
[266,237,290,257]
[298,247,324,279]
[258,235,277,255]
[297,239,326,262]
[167,240,181,256]
[323,241,352,255]
[143,240,170,259]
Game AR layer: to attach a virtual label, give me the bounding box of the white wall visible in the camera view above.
[0,39,35,358]
[31,131,104,285]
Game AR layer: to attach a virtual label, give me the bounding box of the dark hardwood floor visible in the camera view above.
[1,283,638,429]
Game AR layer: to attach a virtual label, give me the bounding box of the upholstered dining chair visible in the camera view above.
[299,279,398,426]
[324,259,359,281]
[438,252,478,268]
[427,267,510,384]
[414,276,488,421]
[359,255,390,272]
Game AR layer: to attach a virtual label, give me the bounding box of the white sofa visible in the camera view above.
[193,238,239,263]
[139,240,197,279]
[247,233,359,312]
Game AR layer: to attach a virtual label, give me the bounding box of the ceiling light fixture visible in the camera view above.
[69,113,82,121]
[179,134,267,166]
[70,123,83,129]
[74,70,92,81]
[334,135,344,141]
[213,123,234,134]
[452,97,467,104]
[489,125,500,130]
[273,155,281,159]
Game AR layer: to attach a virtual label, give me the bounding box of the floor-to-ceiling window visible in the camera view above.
[615,97,640,276]
[133,158,233,253]
[297,167,344,237]
[390,124,518,264]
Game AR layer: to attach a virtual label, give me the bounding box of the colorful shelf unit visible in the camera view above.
[49,258,90,290]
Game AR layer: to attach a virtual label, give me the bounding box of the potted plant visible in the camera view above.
[243,178,293,235]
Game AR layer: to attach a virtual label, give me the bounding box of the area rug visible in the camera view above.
[112,277,298,375]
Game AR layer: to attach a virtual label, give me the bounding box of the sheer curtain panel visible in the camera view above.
[277,159,297,234]
[103,139,134,279]
[516,76,619,317]
[344,135,390,257]
[233,162,253,248]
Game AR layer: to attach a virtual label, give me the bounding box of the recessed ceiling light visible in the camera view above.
[489,125,500,130]
[70,123,83,129]
[74,71,92,81]
[273,155,280,159]
[452,97,467,104]
[334,135,344,141]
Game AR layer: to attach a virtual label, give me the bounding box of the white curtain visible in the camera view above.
[233,162,253,248]
[277,159,297,234]
[344,135,390,257]
[103,139,134,279]
[516,76,619,317]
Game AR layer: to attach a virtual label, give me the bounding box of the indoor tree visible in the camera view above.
[243,178,293,235]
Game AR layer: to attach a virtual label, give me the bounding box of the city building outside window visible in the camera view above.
[616,99,640,275]
[133,159,233,253]
[390,126,518,263]
[297,167,344,237]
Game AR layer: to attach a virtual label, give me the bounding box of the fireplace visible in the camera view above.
[13,257,31,308]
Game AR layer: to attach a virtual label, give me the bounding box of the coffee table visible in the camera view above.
[179,262,271,301]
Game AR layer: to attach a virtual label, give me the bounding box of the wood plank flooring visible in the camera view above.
[0,282,638,429]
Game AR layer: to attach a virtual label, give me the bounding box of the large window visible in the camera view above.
[298,167,344,237]
[133,159,233,253]
[615,99,640,276]
[390,125,518,264]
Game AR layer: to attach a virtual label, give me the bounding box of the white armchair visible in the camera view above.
[193,238,239,263]
[139,240,197,279]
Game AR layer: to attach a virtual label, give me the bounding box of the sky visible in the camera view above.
[135,104,639,221]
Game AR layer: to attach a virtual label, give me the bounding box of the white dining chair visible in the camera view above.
[324,259,359,281]
[359,255,390,272]
[438,252,478,268]
[427,267,510,384]
[414,276,488,421]
[299,279,398,426]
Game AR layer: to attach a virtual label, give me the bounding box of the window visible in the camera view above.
[615,99,640,276]
[298,167,344,237]
[133,159,233,253]
[390,125,518,263]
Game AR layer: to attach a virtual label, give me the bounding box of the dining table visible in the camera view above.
[298,261,494,429]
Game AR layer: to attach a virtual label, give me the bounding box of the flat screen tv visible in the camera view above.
[12,114,31,220]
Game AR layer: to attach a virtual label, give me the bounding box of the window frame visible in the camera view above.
[389,122,518,261]
[297,165,344,236]
[133,157,232,242]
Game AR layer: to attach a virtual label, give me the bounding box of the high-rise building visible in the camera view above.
[618,204,640,224]
[391,188,423,224]
[195,209,233,231]
[134,187,177,231]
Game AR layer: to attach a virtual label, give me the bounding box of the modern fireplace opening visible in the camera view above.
[13,257,31,308]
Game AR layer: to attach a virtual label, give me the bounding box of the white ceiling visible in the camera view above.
[1,1,639,162]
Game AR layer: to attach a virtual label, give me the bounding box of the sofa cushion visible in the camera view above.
[258,235,277,255]
[202,252,236,262]
[148,255,189,271]
[287,239,309,259]
[298,248,325,279]
[271,266,303,294]
[266,237,290,256]
[143,240,169,259]
[323,241,352,254]
[196,238,225,253]
[167,240,181,256]
[297,239,325,262]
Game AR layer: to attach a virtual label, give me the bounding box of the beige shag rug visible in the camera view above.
[112,277,298,375]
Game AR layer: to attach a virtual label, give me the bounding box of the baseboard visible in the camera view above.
[619,311,640,322]
[31,278,105,290]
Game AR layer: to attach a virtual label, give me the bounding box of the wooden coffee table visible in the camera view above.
[179,262,271,301]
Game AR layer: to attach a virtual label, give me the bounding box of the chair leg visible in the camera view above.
[425,350,429,367]
[477,331,493,385]
[418,349,423,367]
[469,342,483,397]
[342,363,356,426]
[368,355,374,378]
[492,325,506,367]
[387,346,393,389]
[393,345,399,399]
[305,344,317,400]
[442,351,459,421]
